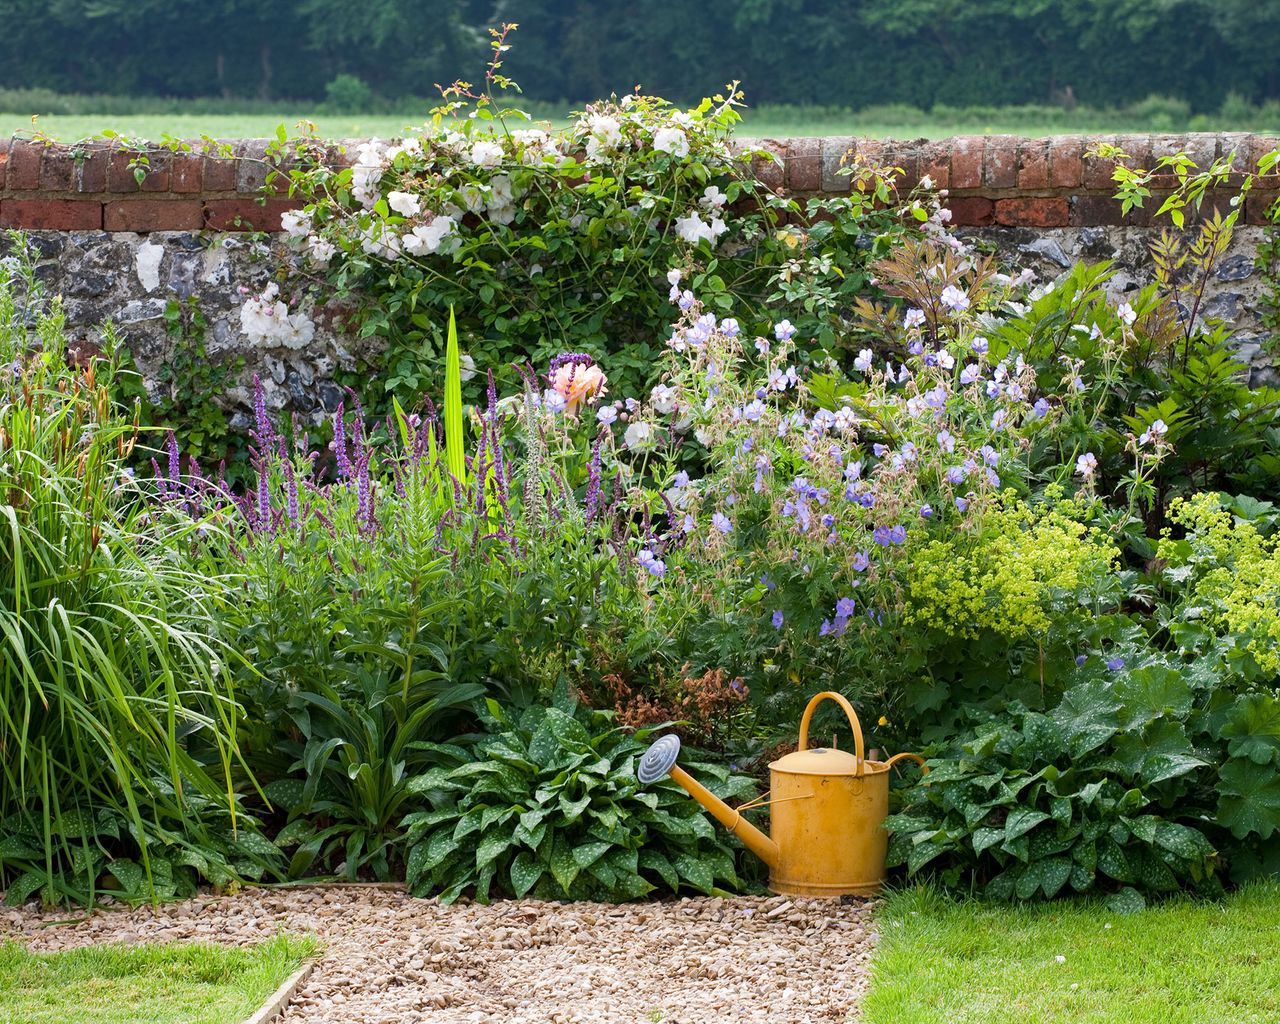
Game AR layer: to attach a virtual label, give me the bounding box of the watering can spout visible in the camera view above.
[636,735,780,871]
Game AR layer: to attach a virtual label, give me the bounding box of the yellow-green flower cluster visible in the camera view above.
[903,498,1119,640]
[1162,494,1280,675]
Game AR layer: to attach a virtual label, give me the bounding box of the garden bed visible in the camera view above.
[1,886,876,1023]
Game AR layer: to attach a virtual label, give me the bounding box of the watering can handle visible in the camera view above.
[885,751,930,775]
[798,691,866,774]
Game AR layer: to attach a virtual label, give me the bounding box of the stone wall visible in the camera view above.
[1,133,1277,423]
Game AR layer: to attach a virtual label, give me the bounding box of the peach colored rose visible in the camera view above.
[550,363,607,417]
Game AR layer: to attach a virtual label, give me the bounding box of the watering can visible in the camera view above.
[636,691,926,897]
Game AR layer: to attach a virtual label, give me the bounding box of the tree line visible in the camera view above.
[1,0,1276,110]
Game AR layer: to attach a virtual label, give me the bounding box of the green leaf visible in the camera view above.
[1103,886,1147,914]
[1115,665,1193,729]
[1217,758,1280,840]
[1053,680,1120,756]
[443,306,466,488]
[510,852,543,898]
[547,838,581,893]
[1220,694,1280,766]
[638,848,679,891]
[1152,821,1215,860]
[1016,856,1072,899]
[475,830,511,869]
[1004,808,1051,842]
[673,852,715,894]
[571,842,612,869]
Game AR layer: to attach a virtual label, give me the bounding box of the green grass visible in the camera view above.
[863,883,1280,1024]
[0,934,318,1024]
[5,108,1279,143]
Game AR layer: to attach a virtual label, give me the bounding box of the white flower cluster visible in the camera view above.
[290,97,738,272]
[238,282,315,349]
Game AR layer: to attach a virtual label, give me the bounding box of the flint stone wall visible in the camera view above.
[1,133,1277,423]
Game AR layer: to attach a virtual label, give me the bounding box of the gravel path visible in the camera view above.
[2,885,876,1023]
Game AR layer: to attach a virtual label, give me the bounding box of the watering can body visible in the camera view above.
[637,691,924,897]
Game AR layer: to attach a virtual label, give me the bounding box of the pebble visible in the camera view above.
[1,885,877,1023]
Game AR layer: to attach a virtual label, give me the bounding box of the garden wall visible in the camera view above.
[1,132,1277,424]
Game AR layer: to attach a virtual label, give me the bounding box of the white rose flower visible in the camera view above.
[238,283,315,349]
[470,139,505,168]
[653,126,689,158]
[359,221,402,259]
[385,138,422,161]
[459,184,487,214]
[674,212,728,246]
[387,191,421,217]
[280,209,311,238]
[402,215,457,256]
[701,185,727,209]
[306,234,336,266]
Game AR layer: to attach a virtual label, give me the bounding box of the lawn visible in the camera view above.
[863,883,1280,1024]
[0,934,318,1024]
[5,109,1273,143]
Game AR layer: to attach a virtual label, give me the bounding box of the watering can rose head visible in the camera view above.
[548,354,607,417]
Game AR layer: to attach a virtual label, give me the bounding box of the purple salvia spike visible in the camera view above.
[333,401,351,481]
[284,460,300,528]
[150,457,168,500]
[356,454,372,533]
[256,457,272,535]
[585,432,604,525]
[253,375,274,449]
[166,430,181,487]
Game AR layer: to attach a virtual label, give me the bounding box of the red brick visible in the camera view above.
[994,196,1069,227]
[107,150,142,193]
[1070,195,1126,227]
[750,147,784,192]
[7,141,42,190]
[1047,137,1084,188]
[1247,135,1280,179]
[1081,134,1120,190]
[0,138,9,185]
[1218,132,1252,187]
[75,148,109,193]
[203,198,302,232]
[39,148,76,191]
[891,141,922,190]
[104,199,203,232]
[235,140,273,193]
[0,198,102,230]
[137,151,171,193]
[171,153,203,192]
[983,136,1019,189]
[946,196,994,226]
[203,154,238,192]
[785,137,822,192]
[850,137,886,172]
[949,136,985,190]
[1016,138,1050,190]
[919,140,950,190]
[1246,191,1279,225]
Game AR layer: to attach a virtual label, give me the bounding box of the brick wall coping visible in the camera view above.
[1,133,1276,234]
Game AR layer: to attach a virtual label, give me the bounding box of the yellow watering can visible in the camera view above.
[636,691,926,897]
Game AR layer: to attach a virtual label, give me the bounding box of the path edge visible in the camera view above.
[240,960,316,1024]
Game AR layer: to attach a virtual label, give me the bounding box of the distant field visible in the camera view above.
[4,110,1270,143]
